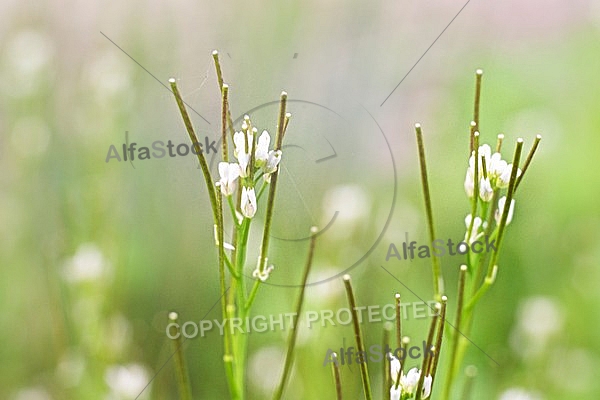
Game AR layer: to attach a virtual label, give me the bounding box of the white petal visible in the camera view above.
[390,386,401,400]
[495,196,516,225]
[479,177,493,202]
[422,375,433,399]
[241,187,257,218]
[256,130,270,162]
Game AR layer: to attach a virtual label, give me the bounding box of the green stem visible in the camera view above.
[442,265,467,400]
[515,134,541,191]
[415,124,444,299]
[169,79,219,228]
[343,275,373,400]
[485,139,523,278]
[169,312,192,400]
[473,69,483,129]
[383,322,392,400]
[430,296,447,386]
[394,293,402,349]
[257,92,287,275]
[415,303,440,400]
[331,353,343,400]
[273,227,318,400]
[212,50,235,140]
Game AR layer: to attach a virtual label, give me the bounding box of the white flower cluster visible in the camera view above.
[464,144,517,228]
[389,355,432,400]
[464,144,520,201]
[215,116,282,219]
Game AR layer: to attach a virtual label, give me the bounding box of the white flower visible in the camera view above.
[400,368,420,395]
[241,187,257,218]
[464,168,475,198]
[397,368,432,398]
[255,130,270,166]
[234,129,254,177]
[216,162,240,196]
[422,374,433,399]
[389,354,401,382]
[262,150,282,183]
[233,130,248,159]
[497,163,521,188]
[495,196,515,225]
[464,214,484,244]
[479,177,493,202]
[390,385,401,400]
[465,145,522,196]
[465,144,491,198]
[265,150,281,173]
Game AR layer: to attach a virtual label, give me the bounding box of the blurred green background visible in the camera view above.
[1,0,599,399]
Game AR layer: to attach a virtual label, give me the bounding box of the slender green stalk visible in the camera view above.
[169,79,219,228]
[257,92,287,275]
[383,322,393,400]
[515,134,541,190]
[430,296,447,385]
[221,84,230,162]
[169,312,192,400]
[212,50,235,140]
[469,120,477,153]
[331,353,343,400]
[400,336,410,382]
[415,303,440,400]
[485,139,523,278]
[343,275,372,400]
[415,124,444,299]
[394,293,402,349]
[466,131,480,271]
[473,69,483,129]
[466,265,497,311]
[496,133,504,153]
[442,265,467,400]
[273,227,318,400]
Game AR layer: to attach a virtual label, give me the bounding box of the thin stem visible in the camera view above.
[331,353,343,400]
[473,69,483,129]
[515,134,541,191]
[212,50,235,140]
[400,336,410,381]
[415,123,444,299]
[466,132,480,271]
[221,84,230,162]
[394,293,402,349]
[486,139,523,278]
[430,296,447,385]
[383,322,393,400]
[169,312,192,400]
[480,155,488,179]
[216,193,235,391]
[257,92,287,274]
[343,275,373,400]
[466,265,497,311]
[442,265,467,400]
[496,134,504,153]
[469,121,477,153]
[169,79,219,228]
[273,227,318,400]
[415,303,441,400]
